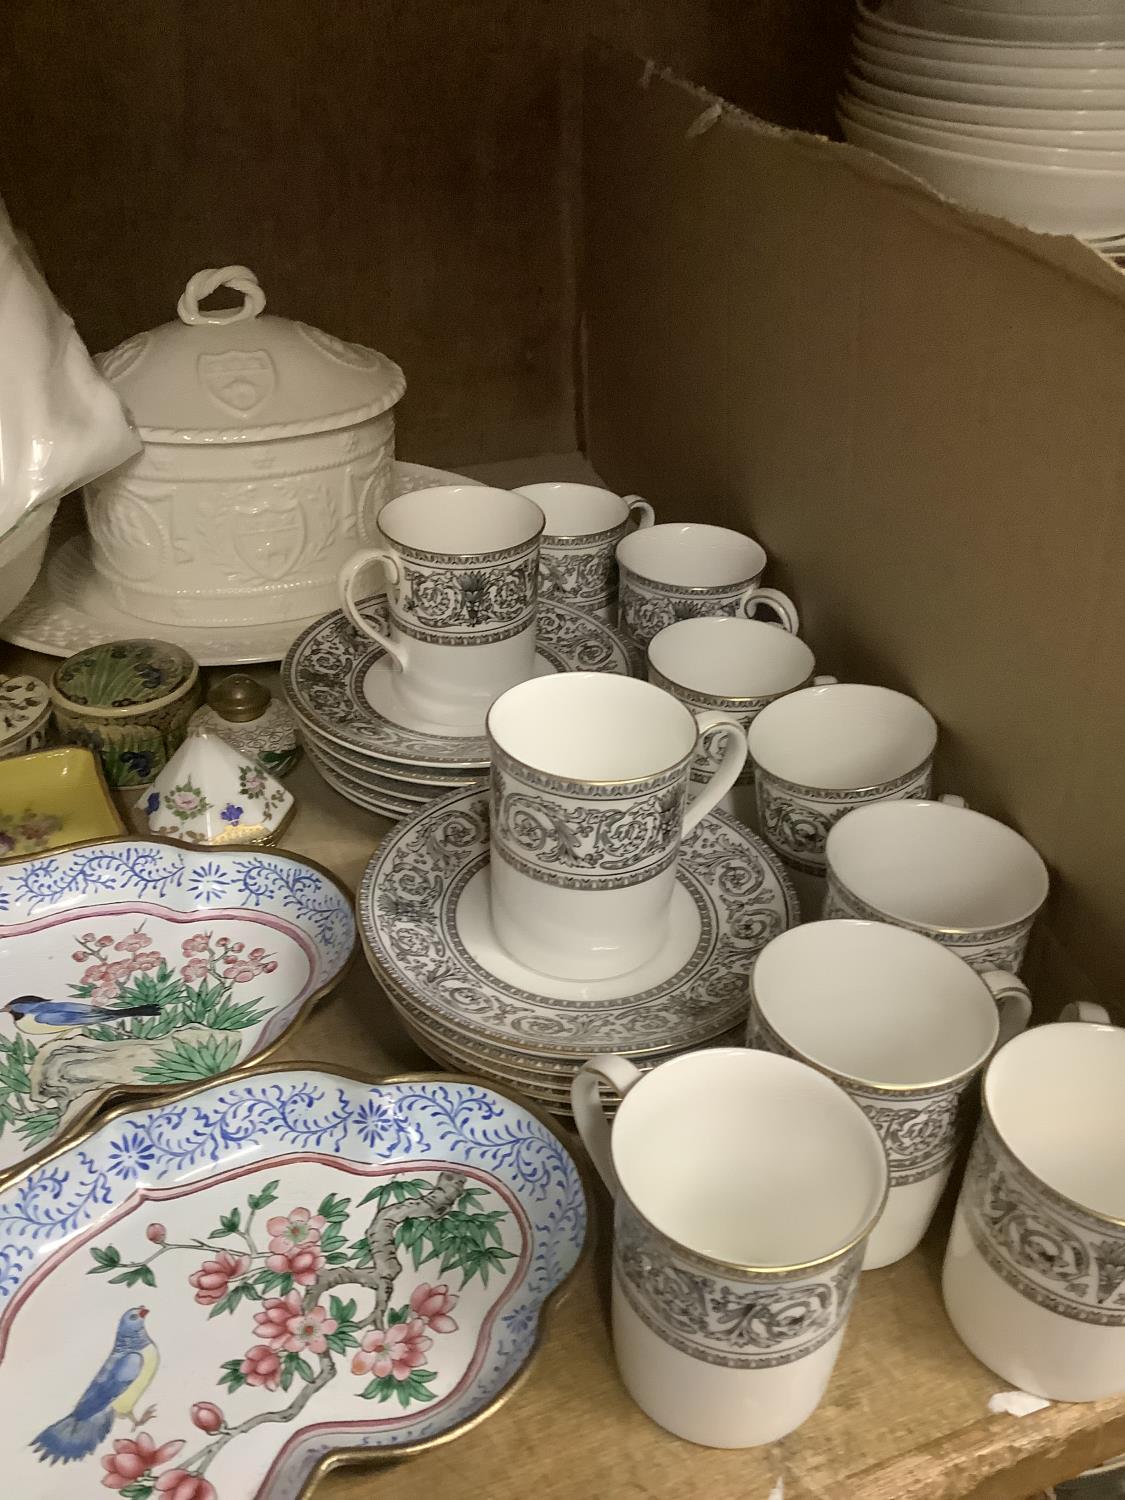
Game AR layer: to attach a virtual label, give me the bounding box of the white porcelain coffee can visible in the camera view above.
[86,266,405,629]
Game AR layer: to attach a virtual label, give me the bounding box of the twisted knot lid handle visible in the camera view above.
[177,265,266,326]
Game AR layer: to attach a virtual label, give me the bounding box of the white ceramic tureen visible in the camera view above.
[85,265,405,628]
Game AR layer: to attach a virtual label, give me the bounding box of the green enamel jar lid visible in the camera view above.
[50,638,200,717]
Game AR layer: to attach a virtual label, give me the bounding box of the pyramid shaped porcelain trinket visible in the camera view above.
[139,731,294,846]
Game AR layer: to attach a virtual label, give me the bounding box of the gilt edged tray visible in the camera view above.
[0,839,356,1183]
[0,1065,589,1499]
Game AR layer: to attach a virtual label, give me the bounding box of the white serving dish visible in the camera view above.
[841,96,1125,166]
[939,0,1121,17]
[0,499,59,623]
[841,114,1125,234]
[853,36,1125,88]
[853,54,1125,107]
[844,87,1125,145]
[855,15,1125,68]
[0,462,466,665]
[847,70,1125,126]
[861,0,1125,45]
[85,265,405,630]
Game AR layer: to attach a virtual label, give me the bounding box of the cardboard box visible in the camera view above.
[580,50,1125,1015]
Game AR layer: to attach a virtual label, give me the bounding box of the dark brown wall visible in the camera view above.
[0,0,849,468]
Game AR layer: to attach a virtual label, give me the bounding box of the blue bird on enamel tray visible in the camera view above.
[3,996,161,1038]
[31,1306,158,1464]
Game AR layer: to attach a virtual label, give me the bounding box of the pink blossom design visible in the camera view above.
[409,1281,460,1334]
[266,1207,325,1254]
[154,1470,217,1500]
[188,1250,250,1306]
[114,930,153,954]
[190,1402,224,1434]
[281,1301,337,1354]
[240,1344,282,1390]
[133,950,162,972]
[100,1433,184,1490]
[351,1318,432,1381]
[146,1222,166,1245]
[225,962,260,982]
[79,963,118,1002]
[181,933,212,956]
[253,1290,303,1347]
[265,1243,325,1286]
[180,959,209,984]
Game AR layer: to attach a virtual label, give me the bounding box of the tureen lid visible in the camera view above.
[97,265,406,444]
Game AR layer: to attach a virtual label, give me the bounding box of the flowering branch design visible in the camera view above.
[0,929,277,1151]
[82,1174,515,1494]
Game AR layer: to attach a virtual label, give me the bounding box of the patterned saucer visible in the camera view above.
[397,1004,745,1094]
[283,597,639,772]
[0,1063,588,1500]
[304,740,434,822]
[298,719,481,790]
[359,787,799,1059]
[0,463,477,665]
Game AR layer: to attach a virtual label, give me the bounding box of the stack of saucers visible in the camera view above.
[839,0,1125,243]
[282,596,640,820]
[357,784,800,1115]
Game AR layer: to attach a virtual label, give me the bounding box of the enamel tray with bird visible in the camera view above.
[0,1063,589,1499]
[0,838,356,1183]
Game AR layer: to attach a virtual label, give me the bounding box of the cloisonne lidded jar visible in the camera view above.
[86,264,405,629]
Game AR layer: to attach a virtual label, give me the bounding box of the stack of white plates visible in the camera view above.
[282,596,641,820]
[357,785,800,1116]
[839,0,1125,245]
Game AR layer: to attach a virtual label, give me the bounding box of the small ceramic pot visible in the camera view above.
[0,674,51,760]
[50,638,202,788]
[187,673,301,777]
[140,731,294,846]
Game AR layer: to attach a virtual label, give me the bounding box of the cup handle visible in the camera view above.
[683,712,749,835]
[338,549,408,672]
[624,496,655,529]
[981,971,1032,1045]
[1057,1000,1112,1024]
[570,1054,644,1195]
[742,586,799,634]
[813,674,838,686]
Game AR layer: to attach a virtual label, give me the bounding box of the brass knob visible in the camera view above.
[206,673,270,723]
